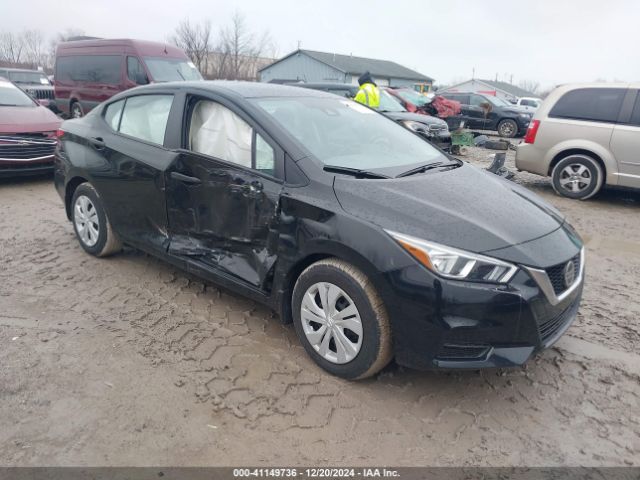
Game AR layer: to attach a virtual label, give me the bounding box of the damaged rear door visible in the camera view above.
[165,94,284,291]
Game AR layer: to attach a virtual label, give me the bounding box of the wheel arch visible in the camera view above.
[276,242,388,325]
[65,176,89,220]
[545,143,616,185]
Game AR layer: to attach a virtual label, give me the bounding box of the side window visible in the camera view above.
[188,99,278,177]
[455,94,470,105]
[104,99,125,130]
[469,95,487,106]
[549,88,626,123]
[118,95,173,145]
[629,94,640,126]
[255,134,275,175]
[127,57,147,84]
[189,100,252,167]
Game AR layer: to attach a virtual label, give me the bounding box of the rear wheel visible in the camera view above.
[71,183,122,256]
[551,154,603,200]
[497,119,518,138]
[70,101,84,118]
[292,258,392,380]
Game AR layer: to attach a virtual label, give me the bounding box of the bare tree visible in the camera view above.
[22,30,46,67]
[518,79,541,95]
[47,28,86,69]
[171,19,212,73]
[217,11,276,80]
[0,31,25,64]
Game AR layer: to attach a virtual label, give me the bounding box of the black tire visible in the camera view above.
[497,119,518,138]
[71,183,122,257]
[292,258,392,380]
[551,154,604,200]
[70,101,84,118]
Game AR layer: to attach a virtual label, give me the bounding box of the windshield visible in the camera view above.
[0,80,35,106]
[486,96,512,107]
[377,91,406,112]
[394,89,430,106]
[142,57,203,82]
[253,96,443,172]
[7,71,50,85]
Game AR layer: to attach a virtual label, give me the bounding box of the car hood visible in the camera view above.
[382,111,447,126]
[502,105,531,115]
[333,163,565,255]
[0,105,61,133]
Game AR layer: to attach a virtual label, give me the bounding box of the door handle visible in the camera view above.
[170,172,202,185]
[90,137,105,149]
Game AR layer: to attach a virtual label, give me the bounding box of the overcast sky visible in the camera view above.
[4,0,638,90]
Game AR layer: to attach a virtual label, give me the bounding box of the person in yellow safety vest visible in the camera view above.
[353,71,380,108]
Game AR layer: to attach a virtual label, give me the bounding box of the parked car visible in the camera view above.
[516,83,640,200]
[0,67,55,101]
[294,82,451,150]
[54,38,202,118]
[385,87,433,113]
[0,78,61,177]
[55,81,584,379]
[514,96,542,112]
[439,92,532,137]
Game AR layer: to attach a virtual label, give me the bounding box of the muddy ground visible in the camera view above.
[0,144,639,466]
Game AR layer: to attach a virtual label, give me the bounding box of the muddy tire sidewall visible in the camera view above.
[71,183,121,257]
[551,155,604,200]
[292,259,392,380]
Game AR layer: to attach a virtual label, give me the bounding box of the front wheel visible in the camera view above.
[551,154,604,200]
[71,183,122,256]
[292,258,392,380]
[497,119,518,138]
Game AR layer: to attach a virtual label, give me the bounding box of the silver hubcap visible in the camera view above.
[500,122,515,136]
[74,195,100,247]
[301,282,363,364]
[559,164,592,192]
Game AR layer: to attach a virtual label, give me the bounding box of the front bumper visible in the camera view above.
[0,159,54,177]
[380,247,583,371]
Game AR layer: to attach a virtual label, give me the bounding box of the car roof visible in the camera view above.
[295,82,358,89]
[130,80,340,99]
[0,67,44,74]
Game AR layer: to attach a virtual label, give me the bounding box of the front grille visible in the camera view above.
[25,87,55,100]
[0,161,53,171]
[545,254,581,295]
[0,136,56,161]
[436,344,491,360]
[538,297,580,345]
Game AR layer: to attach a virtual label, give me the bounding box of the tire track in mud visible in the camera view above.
[0,177,639,465]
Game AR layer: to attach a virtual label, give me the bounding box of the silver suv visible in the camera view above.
[516,83,640,199]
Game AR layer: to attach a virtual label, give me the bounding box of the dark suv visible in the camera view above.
[440,92,533,137]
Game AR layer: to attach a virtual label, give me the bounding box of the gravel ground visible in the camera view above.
[0,144,639,466]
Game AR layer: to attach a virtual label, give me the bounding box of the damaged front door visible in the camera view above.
[166,96,283,290]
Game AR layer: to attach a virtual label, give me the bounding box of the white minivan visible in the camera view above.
[516,83,640,199]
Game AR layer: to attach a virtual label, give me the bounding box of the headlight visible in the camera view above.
[402,120,428,132]
[386,230,518,284]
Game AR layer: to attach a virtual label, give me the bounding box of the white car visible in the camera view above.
[515,97,542,112]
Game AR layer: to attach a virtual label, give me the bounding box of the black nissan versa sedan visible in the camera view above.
[54,81,584,379]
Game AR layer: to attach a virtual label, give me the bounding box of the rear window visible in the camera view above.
[114,95,173,145]
[56,55,122,85]
[549,88,626,123]
[629,93,640,126]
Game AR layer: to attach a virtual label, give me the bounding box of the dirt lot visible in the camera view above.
[1,146,639,466]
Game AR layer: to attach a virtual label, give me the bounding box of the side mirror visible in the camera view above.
[135,72,149,85]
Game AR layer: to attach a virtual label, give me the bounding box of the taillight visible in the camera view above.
[523,120,540,144]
